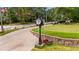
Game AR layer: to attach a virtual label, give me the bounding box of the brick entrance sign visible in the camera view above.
[32,32,79,47]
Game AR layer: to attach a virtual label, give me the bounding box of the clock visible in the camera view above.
[36,18,41,26]
[36,17,44,26]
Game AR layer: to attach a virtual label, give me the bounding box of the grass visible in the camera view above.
[32,43,79,51]
[32,24,79,51]
[32,24,79,39]
[0,29,16,36]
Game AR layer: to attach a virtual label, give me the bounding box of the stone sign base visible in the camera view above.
[32,32,79,47]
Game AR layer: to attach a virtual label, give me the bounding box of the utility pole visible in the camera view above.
[46,10,47,24]
[45,8,48,25]
[0,8,4,32]
[0,13,4,32]
[0,7,7,32]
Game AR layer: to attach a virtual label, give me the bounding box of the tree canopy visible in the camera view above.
[1,7,79,24]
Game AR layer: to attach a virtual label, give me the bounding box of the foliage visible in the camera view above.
[47,7,79,22]
[6,7,47,24]
[1,7,79,24]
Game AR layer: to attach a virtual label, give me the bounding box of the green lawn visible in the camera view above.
[32,24,79,39]
[32,43,79,51]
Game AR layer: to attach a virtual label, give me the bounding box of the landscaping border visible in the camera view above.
[32,31,79,47]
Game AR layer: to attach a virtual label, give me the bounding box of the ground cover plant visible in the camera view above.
[32,43,79,51]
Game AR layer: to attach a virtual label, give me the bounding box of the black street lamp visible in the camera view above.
[0,7,7,32]
[45,8,48,24]
[36,17,44,45]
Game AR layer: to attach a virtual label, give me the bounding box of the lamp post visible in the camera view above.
[0,7,7,32]
[61,14,64,21]
[45,8,48,24]
[36,17,44,45]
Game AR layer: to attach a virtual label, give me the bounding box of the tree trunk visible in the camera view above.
[0,15,4,32]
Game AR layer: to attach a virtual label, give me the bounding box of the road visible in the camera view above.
[0,27,38,51]
[0,26,15,31]
[0,24,35,31]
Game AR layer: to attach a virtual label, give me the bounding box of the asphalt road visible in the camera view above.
[0,27,38,51]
